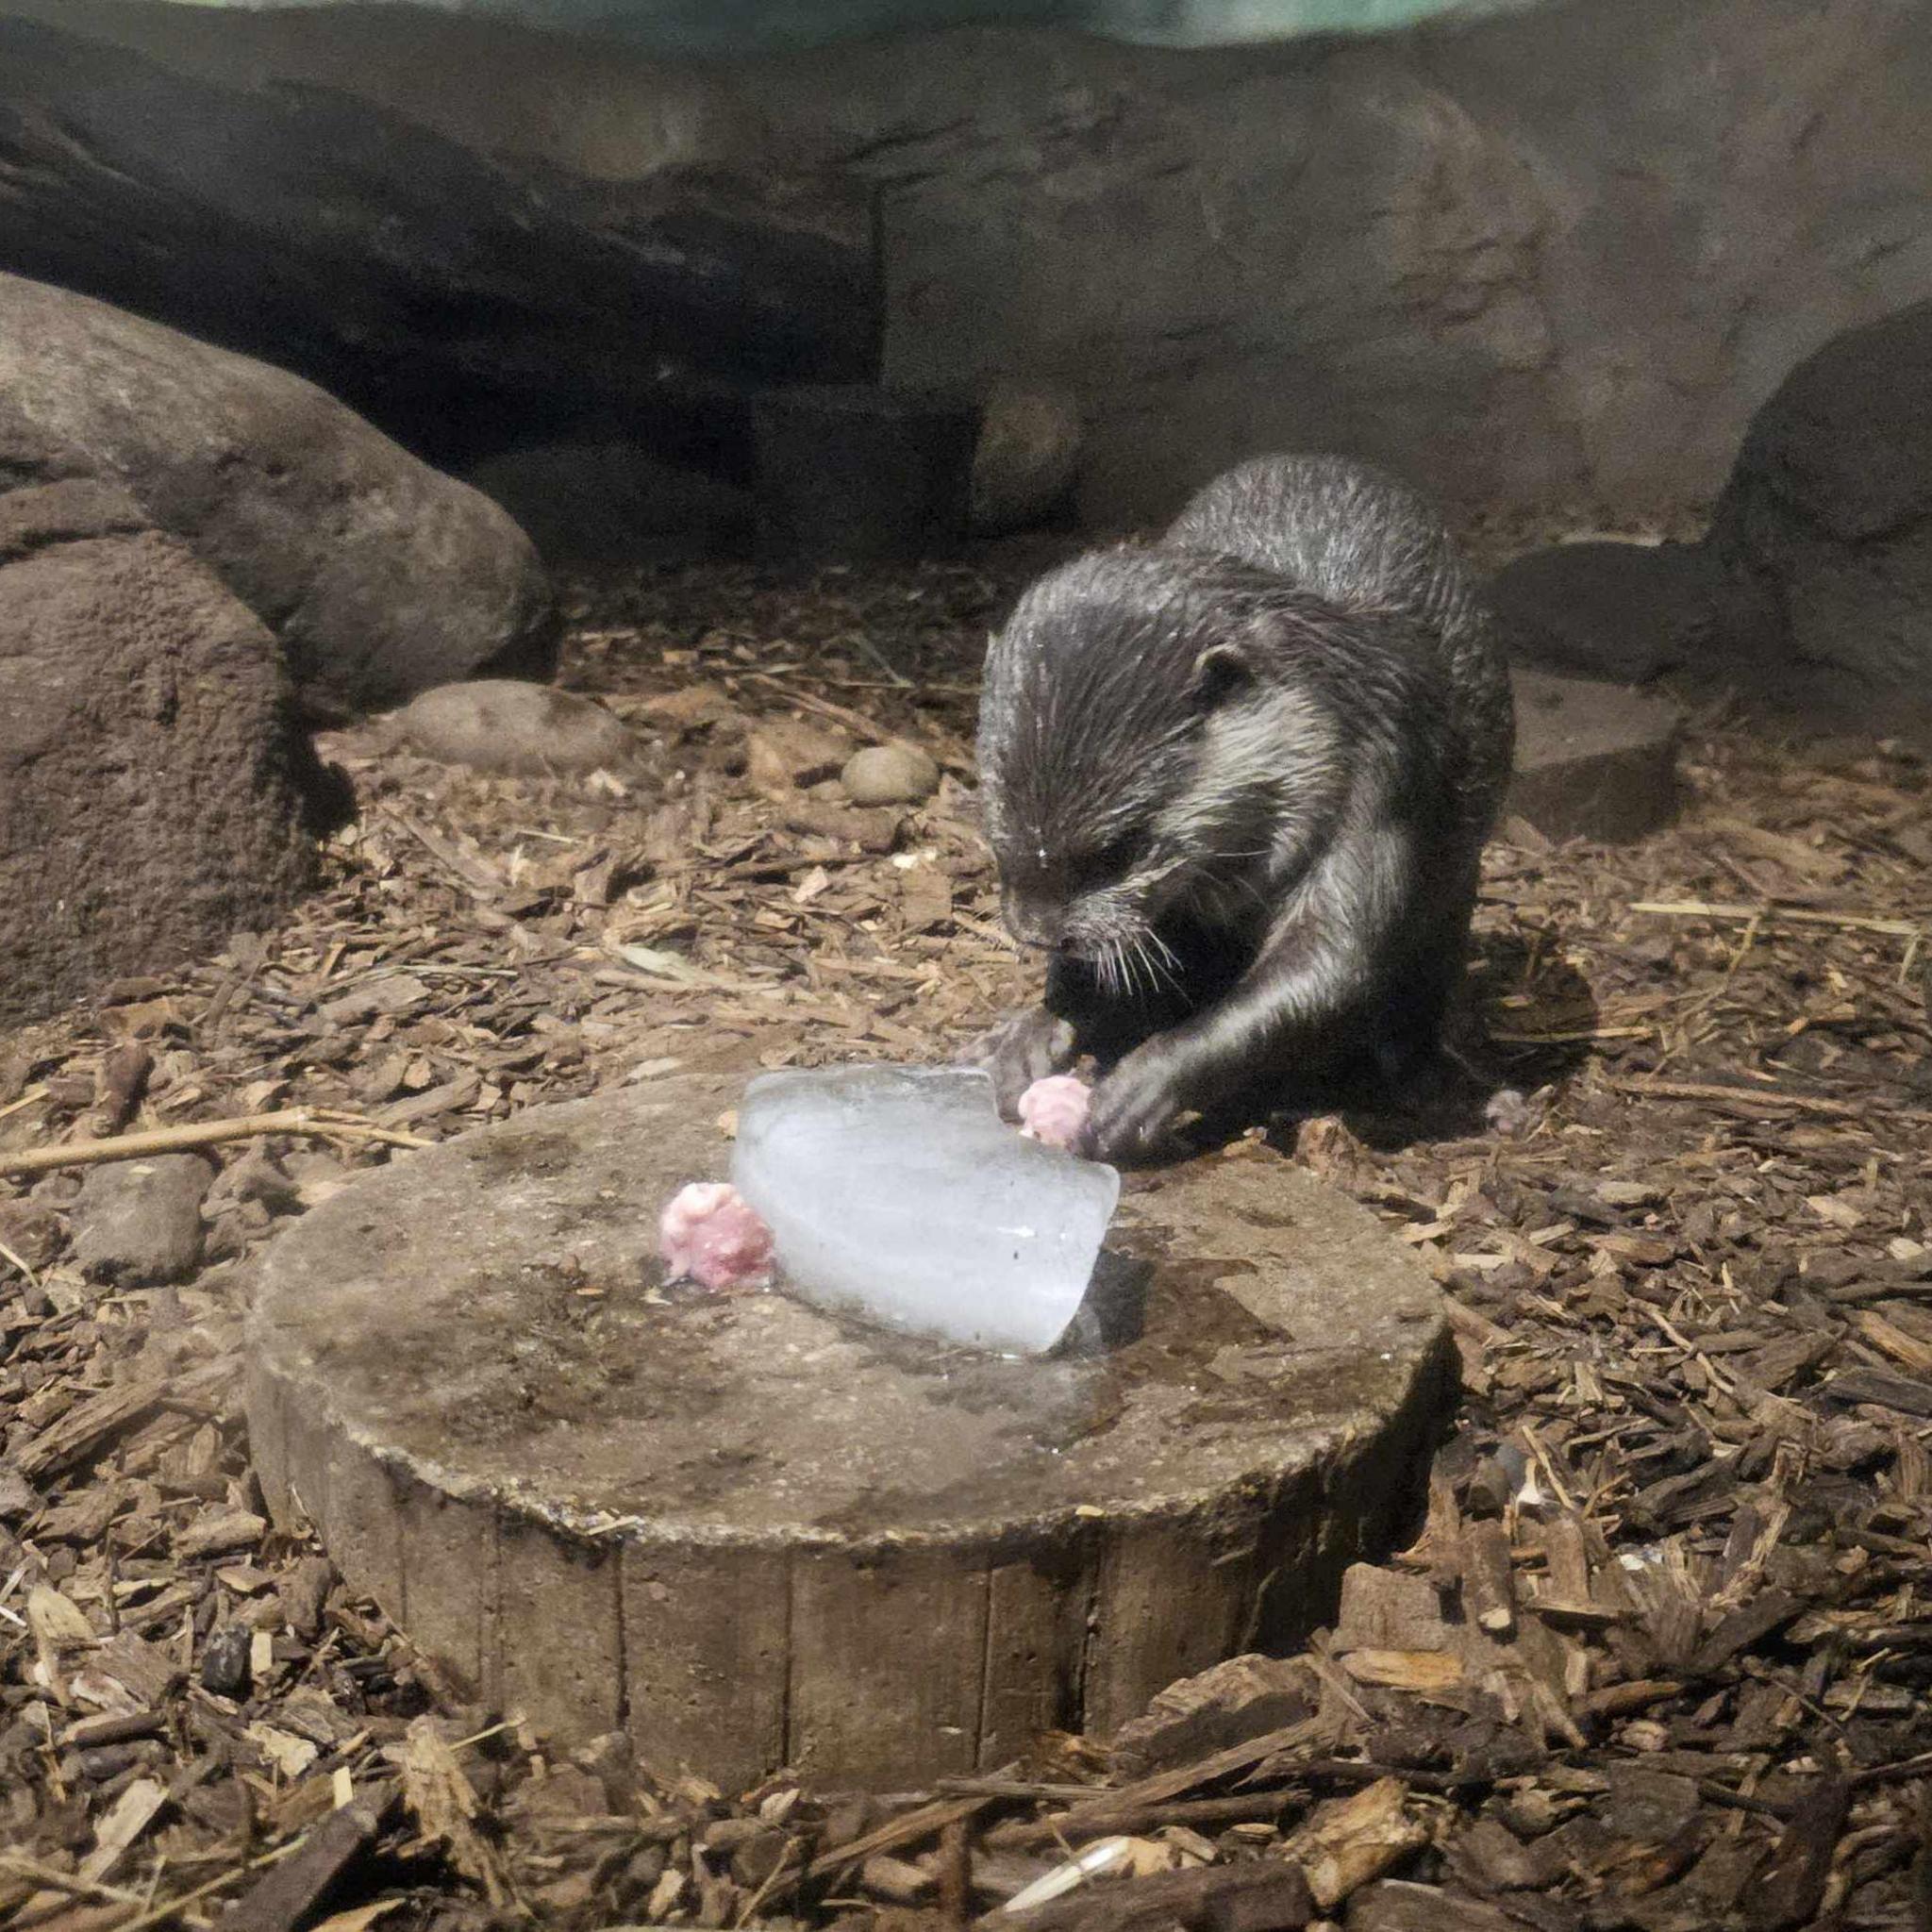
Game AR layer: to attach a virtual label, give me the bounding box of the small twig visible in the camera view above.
[0,1235,40,1288]
[985,1788,1292,1849]
[734,1837,802,1927]
[7,1836,302,1932]
[1850,1750,1932,1790]
[0,1108,429,1178]
[1631,898,1925,941]
[741,670,972,770]
[1491,1025,1654,1044]
[1603,1074,1932,1122]
[446,1718,521,1754]
[0,1084,49,1124]
[741,671,894,744]
[0,1854,145,1911]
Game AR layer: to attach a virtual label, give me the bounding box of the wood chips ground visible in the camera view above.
[2,529,1930,1932]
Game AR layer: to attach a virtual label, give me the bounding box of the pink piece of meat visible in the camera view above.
[658,1182,774,1292]
[1017,1074,1091,1150]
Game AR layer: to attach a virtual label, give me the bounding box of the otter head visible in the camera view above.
[976,547,1341,989]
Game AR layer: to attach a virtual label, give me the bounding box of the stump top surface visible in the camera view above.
[251,1075,1443,1550]
[1511,668,1683,768]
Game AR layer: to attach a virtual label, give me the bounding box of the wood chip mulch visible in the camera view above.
[3,531,1931,1932]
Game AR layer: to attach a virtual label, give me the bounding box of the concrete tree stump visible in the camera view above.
[752,385,980,560]
[1507,669,1685,844]
[247,1074,1452,1790]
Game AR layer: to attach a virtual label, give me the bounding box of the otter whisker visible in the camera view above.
[1134,931,1180,997]
[1099,940,1124,1001]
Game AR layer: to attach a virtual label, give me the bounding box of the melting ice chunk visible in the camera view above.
[730,1064,1120,1356]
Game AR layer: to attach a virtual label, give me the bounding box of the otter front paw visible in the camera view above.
[962,1006,1077,1115]
[1083,1047,1188,1165]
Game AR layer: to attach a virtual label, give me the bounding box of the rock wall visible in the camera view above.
[9,0,1932,525]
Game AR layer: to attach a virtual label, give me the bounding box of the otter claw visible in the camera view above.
[1084,1051,1186,1165]
[962,1007,1077,1114]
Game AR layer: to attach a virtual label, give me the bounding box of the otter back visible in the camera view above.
[1168,453,1514,839]
[970,450,1518,1162]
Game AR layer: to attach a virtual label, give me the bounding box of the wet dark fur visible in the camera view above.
[972,453,1516,1163]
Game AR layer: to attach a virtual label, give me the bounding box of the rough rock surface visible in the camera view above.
[19,0,1931,525]
[0,271,557,719]
[0,18,877,490]
[1506,669,1684,845]
[1705,300,1932,725]
[71,1155,214,1286]
[0,406,325,1029]
[387,680,641,775]
[969,379,1082,535]
[1489,541,1720,685]
[0,1198,65,1273]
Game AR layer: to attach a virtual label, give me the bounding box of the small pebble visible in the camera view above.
[199,1624,252,1699]
[841,741,940,807]
[1017,1074,1091,1150]
[71,1154,213,1286]
[658,1182,774,1292]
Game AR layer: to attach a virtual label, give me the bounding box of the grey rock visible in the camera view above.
[0,408,325,1030]
[0,17,874,511]
[13,0,1932,529]
[1489,541,1720,684]
[840,741,940,805]
[1506,669,1684,845]
[198,1624,252,1699]
[389,680,641,775]
[970,380,1082,535]
[461,442,754,565]
[0,271,556,719]
[71,1155,215,1287]
[1705,301,1932,725]
[0,1198,66,1273]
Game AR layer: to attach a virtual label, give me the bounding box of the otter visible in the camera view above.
[970,453,1515,1164]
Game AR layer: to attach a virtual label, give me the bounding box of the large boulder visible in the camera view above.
[1488,540,1721,686]
[0,272,557,720]
[0,19,879,489]
[10,0,1932,527]
[1705,301,1932,724]
[0,406,326,1028]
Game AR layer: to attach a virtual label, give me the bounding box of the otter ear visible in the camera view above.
[1189,641,1253,710]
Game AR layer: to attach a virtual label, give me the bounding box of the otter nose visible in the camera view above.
[1002,889,1062,953]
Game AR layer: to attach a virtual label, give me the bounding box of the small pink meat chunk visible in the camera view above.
[1017,1074,1091,1150]
[658,1182,774,1292]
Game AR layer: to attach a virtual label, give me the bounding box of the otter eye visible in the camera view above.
[1074,828,1147,887]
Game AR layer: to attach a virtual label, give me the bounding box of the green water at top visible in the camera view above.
[163,0,1541,55]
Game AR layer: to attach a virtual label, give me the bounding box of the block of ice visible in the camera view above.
[730,1064,1120,1355]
